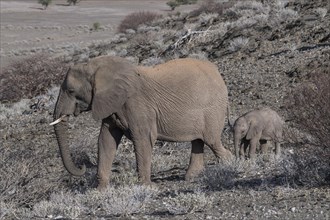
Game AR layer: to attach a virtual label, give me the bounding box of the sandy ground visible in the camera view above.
[0,0,195,71]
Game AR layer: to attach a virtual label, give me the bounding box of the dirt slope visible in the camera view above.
[0,0,329,219]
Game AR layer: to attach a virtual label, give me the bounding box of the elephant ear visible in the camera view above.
[91,59,141,120]
[246,121,262,140]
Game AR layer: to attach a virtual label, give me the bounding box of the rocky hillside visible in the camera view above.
[0,0,329,219]
[54,0,329,133]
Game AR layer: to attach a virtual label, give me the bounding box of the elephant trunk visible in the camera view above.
[54,121,86,176]
[234,133,240,159]
[53,90,86,176]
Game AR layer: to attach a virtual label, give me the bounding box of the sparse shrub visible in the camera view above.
[0,54,67,103]
[166,0,198,11]
[0,202,14,219]
[277,8,298,21]
[84,185,157,216]
[197,13,219,25]
[163,190,213,214]
[288,147,330,187]
[284,71,330,186]
[92,22,101,31]
[225,0,269,18]
[67,0,81,6]
[314,7,327,18]
[0,99,30,120]
[141,57,164,66]
[219,1,270,29]
[228,37,249,52]
[268,1,298,25]
[188,52,208,60]
[38,0,52,9]
[189,0,235,17]
[167,1,179,10]
[0,137,66,209]
[118,11,162,33]
[286,72,330,148]
[111,171,139,186]
[201,160,241,190]
[33,191,83,219]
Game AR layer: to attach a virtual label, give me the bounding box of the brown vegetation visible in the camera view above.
[0,54,67,103]
[117,11,162,33]
[286,71,330,148]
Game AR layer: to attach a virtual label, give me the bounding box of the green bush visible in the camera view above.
[166,0,198,10]
[92,22,101,31]
[118,11,162,33]
[167,1,179,10]
[67,0,81,5]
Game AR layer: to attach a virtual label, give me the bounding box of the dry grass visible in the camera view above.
[189,0,235,17]
[163,189,214,215]
[0,0,329,218]
[284,71,330,186]
[31,186,157,218]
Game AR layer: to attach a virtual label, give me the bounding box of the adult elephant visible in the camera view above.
[51,56,232,189]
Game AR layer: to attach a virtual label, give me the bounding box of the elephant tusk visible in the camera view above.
[49,115,67,126]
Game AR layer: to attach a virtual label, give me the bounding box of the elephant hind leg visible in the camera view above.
[204,138,233,161]
[259,139,268,154]
[185,139,204,181]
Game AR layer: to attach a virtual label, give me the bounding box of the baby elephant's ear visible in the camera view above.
[246,122,262,140]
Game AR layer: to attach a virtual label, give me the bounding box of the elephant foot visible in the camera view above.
[139,180,157,188]
[261,154,271,162]
[140,178,153,185]
[274,152,281,160]
[185,168,204,182]
[222,149,234,162]
[97,179,109,191]
[218,151,235,164]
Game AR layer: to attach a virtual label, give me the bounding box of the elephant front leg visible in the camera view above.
[274,142,281,159]
[186,139,204,181]
[240,139,249,160]
[248,137,259,160]
[134,139,153,184]
[97,122,123,190]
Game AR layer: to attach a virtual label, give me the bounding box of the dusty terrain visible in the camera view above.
[0,0,329,219]
[0,0,195,71]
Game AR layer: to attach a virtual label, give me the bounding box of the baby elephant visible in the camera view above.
[233,108,284,160]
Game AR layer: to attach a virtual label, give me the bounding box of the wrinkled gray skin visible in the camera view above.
[233,108,284,160]
[53,56,232,189]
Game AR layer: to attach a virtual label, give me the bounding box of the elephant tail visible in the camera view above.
[223,103,234,146]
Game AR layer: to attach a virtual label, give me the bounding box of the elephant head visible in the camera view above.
[233,116,260,158]
[51,56,141,176]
